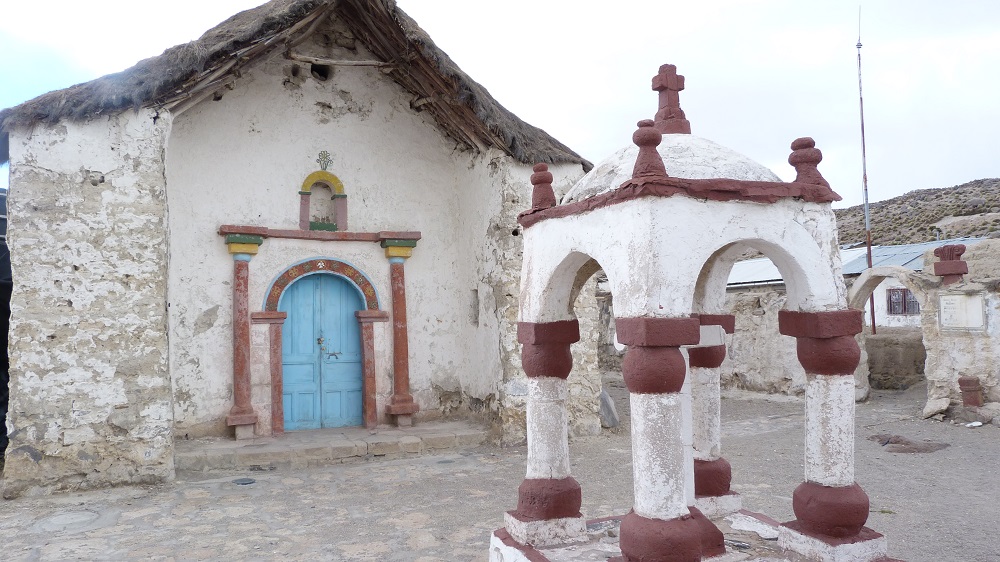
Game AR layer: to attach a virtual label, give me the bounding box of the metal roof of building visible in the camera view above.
[727,237,985,287]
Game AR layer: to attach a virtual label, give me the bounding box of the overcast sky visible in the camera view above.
[2,1,998,208]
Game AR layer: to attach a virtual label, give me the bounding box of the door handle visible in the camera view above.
[327,351,341,359]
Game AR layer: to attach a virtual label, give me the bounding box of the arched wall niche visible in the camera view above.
[299,169,348,231]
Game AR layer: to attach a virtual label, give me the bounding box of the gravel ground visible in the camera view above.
[0,381,995,561]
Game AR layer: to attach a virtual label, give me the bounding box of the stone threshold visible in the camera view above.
[174,420,488,473]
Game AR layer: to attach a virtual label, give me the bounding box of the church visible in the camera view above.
[0,0,599,497]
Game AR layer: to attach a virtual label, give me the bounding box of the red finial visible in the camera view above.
[632,119,667,178]
[933,244,968,285]
[788,137,830,188]
[651,64,691,134]
[530,163,557,209]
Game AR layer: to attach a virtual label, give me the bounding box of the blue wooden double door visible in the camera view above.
[279,274,364,430]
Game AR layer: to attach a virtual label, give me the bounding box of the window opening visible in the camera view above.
[887,287,919,315]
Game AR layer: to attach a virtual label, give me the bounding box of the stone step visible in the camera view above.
[174,421,489,473]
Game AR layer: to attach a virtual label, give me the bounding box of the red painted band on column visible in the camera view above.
[689,507,726,557]
[517,320,580,344]
[694,458,732,497]
[623,346,686,394]
[227,259,258,427]
[619,510,702,562]
[355,310,389,428]
[791,481,869,538]
[522,343,574,379]
[616,317,700,347]
[251,311,287,435]
[694,313,736,334]
[511,477,583,521]
[387,260,418,416]
[689,345,726,369]
[796,335,861,375]
[777,309,863,339]
[298,193,310,230]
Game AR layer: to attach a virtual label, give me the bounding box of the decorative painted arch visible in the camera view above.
[301,170,345,195]
[264,258,380,311]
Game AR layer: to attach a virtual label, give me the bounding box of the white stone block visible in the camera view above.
[503,513,588,548]
[778,525,888,562]
[695,492,742,519]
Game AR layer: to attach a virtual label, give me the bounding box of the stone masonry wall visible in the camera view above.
[2,110,174,498]
[495,165,597,445]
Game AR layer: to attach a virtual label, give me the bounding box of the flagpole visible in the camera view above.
[857,8,876,334]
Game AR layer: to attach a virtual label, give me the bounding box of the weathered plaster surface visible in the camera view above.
[630,392,689,520]
[525,378,571,480]
[845,244,1000,415]
[804,374,855,487]
[163,36,591,437]
[722,290,807,395]
[3,110,173,497]
[562,134,780,204]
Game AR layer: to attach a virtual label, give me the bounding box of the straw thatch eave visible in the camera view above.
[0,0,590,171]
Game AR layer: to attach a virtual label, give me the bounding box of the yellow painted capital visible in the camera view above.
[384,246,413,259]
[228,242,260,255]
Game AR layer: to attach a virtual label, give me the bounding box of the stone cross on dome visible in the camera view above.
[651,63,692,134]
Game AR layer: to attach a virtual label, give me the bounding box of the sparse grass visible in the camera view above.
[836,178,1000,245]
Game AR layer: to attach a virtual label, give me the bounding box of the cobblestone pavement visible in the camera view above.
[0,385,996,561]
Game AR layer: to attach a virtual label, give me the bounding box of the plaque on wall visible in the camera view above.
[938,293,986,330]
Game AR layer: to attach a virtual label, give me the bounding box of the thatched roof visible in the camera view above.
[0,0,590,170]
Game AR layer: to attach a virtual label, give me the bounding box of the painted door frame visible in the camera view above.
[262,258,388,431]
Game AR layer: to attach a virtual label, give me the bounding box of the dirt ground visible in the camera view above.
[596,373,1000,561]
[0,379,996,561]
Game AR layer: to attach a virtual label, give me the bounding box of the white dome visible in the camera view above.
[563,134,781,204]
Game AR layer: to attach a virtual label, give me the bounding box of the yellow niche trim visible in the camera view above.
[301,170,345,195]
[228,243,260,255]
[384,246,413,259]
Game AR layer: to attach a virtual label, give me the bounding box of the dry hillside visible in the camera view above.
[835,178,1000,246]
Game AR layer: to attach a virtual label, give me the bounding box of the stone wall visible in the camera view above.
[721,289,805,394]
[865,329,925,390]
[919,240,1000,415]
[3,110,174,498]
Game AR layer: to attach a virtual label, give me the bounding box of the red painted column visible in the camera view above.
[616,316,724,561]
[383,239,419,425]
[505,320,587,546]
[298,191,311,230]
[225,235,264,437]
[778,309,871,540]
[251,311,287,435]
[688,314,737,511]
[356,310,390,429]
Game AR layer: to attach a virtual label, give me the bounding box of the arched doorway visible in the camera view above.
[279,273,364,429]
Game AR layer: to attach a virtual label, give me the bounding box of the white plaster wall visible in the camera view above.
[164,39,589,435]
[521,196,846,323]
[3,110,174,497]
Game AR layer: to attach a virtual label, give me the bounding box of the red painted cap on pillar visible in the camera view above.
[632,120,668,179]
[933,244,968,285]
[777,309,863,339]
[788,137,830,188]
[529,163,557,210]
